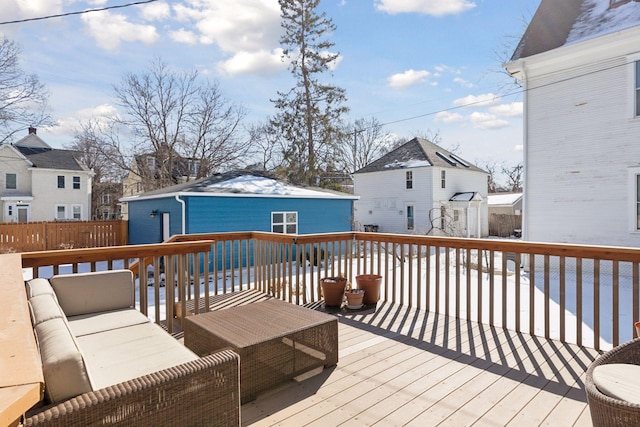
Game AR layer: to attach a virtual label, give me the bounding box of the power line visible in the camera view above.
[0,0,159,26]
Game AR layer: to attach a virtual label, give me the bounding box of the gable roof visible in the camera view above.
[14,146,89,172]
[354,137,485,175]
[121,169,357,202]
[511,0,640,60]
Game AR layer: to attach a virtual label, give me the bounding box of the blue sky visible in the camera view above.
[0,0,540,170]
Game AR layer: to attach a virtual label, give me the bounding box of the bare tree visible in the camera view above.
[502,162,524,192]
[335,117,391,173]
[246,122,286,171]
[112,59,248,191]
[0,38,52,143]
[476,160,502,193]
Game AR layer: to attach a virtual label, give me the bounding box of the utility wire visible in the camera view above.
[0,0,159,25]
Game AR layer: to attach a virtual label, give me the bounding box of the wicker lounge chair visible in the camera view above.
[585,338,640,427]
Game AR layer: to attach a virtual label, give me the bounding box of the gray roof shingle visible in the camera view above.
[15,146,88,171]
[354,137,485,174]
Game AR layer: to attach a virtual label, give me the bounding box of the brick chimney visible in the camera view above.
[28,127,36,135]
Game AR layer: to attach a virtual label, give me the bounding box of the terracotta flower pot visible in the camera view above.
[345,289,365,308]
[320,277,347,307]
[356,274,382,304]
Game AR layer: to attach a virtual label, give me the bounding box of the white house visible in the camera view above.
[0,128,93,222]
[353,137,489,237]
[505,0,640,247]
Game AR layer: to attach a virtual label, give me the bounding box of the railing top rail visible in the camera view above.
[21,240,215,268]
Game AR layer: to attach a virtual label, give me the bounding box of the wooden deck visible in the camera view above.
[241,301,601,426]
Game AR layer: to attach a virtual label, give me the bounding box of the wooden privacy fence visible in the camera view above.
[489,213,522,237]
[0,220,128,252]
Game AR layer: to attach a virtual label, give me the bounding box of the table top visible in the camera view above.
[185,299,336,348]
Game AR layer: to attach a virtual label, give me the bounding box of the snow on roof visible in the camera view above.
[488,193,523,206]
[384,159,432,169]
[206,175,332,197]
[566,0,640,45]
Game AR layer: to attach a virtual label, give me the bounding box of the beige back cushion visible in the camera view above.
[51,270,135,316]
[29,294,65,326]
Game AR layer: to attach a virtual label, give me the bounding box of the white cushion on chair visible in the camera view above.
[593,364,640,404]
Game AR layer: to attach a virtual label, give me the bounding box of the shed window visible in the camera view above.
[406,171,413,189]
[5,173,16,189]
[272,211,298,234]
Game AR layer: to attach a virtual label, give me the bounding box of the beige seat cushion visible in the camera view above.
[35,317,93,403]
[51,270,134,316]
[77,322,198,390]
[593,363,640,404]
[67,308,150,337]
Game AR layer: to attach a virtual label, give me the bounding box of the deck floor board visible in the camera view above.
[241,300,600,427]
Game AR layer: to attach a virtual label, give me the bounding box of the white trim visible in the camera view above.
[121,191,359,203]
[0,195,33,201]
[271,211,298,234]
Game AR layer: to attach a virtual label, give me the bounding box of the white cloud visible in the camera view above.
[470,112,509,130]
[453,93,500,108]
[375,0,476,17]
[52,104,119,137]
[434,111,465,124]
[139,1,171,21]
[0,0,63,18]
[170,28,198,44]
[217,49,287,76]
[388,69,432,89]
[81,11,159,51]
[489,102,523,117]
[453,77,474,88]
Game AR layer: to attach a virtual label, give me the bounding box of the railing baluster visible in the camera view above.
[445,246,450,317]
[455,247,460,319]
[634,262,639,338]
[435,246,441,314]
[544,255,550,339]
[477,248,483,324]
[560,256,566,343]
[594,259,600,351]
[577,258,583,347]
[612,260,619,347]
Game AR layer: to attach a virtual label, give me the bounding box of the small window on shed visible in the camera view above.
[272,211,298,234]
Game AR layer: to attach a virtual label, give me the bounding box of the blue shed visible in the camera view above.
[121,170,357,250]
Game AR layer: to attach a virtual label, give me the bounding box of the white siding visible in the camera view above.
[354,166,489,236]
[524,54,640,246]
[31,169,92,221]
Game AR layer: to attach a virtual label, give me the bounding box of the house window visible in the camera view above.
[406,205,414,230]
[406,171,413,189]
[272,212,298,234]
[454,209,460,222]
[441,170,446,189]
[5,173,16,189]
[636,61,640,117]
[147,157,156,170]
[102,193,111,204]
[56,205,66,220]
[57,176,65,189]
[73,176,80,189]
[72,205,82,220]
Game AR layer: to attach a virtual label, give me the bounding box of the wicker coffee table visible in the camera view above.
[183,298,338,403]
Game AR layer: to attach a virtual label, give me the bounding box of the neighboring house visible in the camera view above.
[353,137,489,237]
[0,128,93,222]
[122,148,201,199]
[121,170,357,246]
[488,193,523,237]
[488,193,523,216]
[505,0,640,246]
[93,181,122,220]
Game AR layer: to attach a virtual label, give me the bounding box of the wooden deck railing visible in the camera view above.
[20,231,640,350]
[0,220,127,252]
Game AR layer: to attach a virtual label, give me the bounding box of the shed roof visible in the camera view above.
[121,170,358,202]
[511,0,640,60]
[354,137,485,174]
[488,193,523,206]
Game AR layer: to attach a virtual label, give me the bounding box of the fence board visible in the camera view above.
[0,220,127,252]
